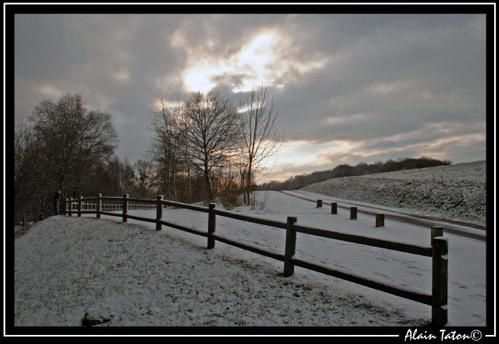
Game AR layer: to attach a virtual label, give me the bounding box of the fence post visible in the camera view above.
[207,203,216,249]
[316,200,322,208]
[63,198,68,216]
[431,226,443,241]
[283,216,297,277]
[96,193,102,219]
[68,198,72,216]
[78,195,82,217]
[375,214,384,227]
[156,195,163,231]
[431,236,448,328]
[331,202,337,214]
[123,193,129,222]
[350,207,357,220]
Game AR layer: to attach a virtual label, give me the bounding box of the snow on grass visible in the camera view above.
[15,215,425,327]
[235,191,486,327]
[111,190,485,326]
[16,189,485,327]
[302,161,486,226]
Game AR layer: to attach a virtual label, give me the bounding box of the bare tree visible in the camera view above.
[183,92,239,201]
[31,94,117,197]
[15,94,118,221]
[239,87,282,205]
[150,95,184,200]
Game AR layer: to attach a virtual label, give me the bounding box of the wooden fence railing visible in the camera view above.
[63,193,448,327]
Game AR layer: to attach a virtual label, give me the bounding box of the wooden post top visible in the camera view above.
[431,226,444,241]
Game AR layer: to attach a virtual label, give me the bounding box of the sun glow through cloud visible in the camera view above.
[181,29,328,93]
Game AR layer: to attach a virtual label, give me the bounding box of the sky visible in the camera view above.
[14,14,486,182]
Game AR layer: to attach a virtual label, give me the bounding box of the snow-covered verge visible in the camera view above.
[302,161,486,226]
[15,216,426,326]
[113,191,484,326]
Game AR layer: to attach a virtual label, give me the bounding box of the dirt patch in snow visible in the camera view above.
[15,216,427,327]
[303,161,486,226]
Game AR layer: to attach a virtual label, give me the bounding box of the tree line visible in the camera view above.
[258,157,452,191]
[14,88,281,225]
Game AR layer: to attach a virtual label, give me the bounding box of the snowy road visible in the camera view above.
[280,189,486,240]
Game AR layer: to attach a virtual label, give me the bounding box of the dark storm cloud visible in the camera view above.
[271,14,485,140]
[14,13,486,178]
[15,14,186,161]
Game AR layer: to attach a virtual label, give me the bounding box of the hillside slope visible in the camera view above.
[302,161,486,226]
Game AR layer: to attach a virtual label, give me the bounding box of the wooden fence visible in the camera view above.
[63,193,448,327]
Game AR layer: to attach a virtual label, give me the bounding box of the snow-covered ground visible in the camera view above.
[302,161,486,226]
[15,191,486,326]
[15,216,425,327]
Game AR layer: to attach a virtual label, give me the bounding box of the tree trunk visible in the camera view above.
[204,172,213,201]
[203,151,213,201]
[187,165,192,202]
[22,204,25,228]
[246,161,253,205]
[171,148,177,200]
[203,161,213,202]
[38,195,45,221]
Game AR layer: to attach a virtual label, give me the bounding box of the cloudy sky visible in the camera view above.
[15,14,486,182]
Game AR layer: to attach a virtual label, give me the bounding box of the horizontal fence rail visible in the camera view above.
[291,258,433,305]
[161,199,209,213]
[64,192,448,327]
[214,209,287,229]
[213,234,285,262]
[294,224,433,257]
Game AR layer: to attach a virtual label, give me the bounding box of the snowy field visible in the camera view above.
[302,161,486,226]
[15,191,486,326]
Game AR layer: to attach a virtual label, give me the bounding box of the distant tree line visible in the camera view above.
[15,88,282,225]
[258,157,452,191]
